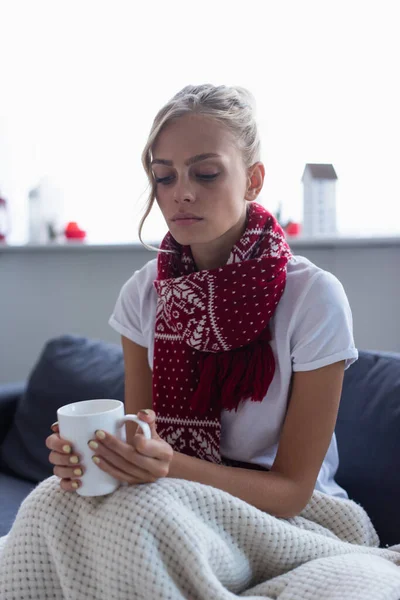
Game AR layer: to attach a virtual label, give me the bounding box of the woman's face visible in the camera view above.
[151,114,257,247]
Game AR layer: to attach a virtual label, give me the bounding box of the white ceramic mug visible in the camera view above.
[57,399,151,497]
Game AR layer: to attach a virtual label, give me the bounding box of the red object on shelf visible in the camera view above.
[64,221,87,240]
[285,221,301,237]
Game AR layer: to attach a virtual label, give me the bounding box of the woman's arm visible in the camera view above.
[93,337,345,517]
[121,336,153,442]
[168,360,346,518]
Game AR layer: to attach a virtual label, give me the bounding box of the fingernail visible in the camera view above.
[92,456,100,464]
[51,421,59,430]
[139,409,151,415]
[73,468,82,476]
[88,440,98,450]
[62,445,72,454]
[95,430,106,439]
[69,455,79,464]
[71,481,79,489]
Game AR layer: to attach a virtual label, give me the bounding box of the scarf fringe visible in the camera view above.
[190,333,276,414]
[153,203,292,461]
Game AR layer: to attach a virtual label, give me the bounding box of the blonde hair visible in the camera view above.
[139,84,261,246]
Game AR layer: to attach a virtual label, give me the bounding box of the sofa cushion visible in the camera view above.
[0,382,26,446]
[0,335,124,483]
[335,350,400,547]
[0,473,36,536]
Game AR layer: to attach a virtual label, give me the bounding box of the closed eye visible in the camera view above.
[197,173,219,181]
[155,176,174,185]
[154,173,220,185]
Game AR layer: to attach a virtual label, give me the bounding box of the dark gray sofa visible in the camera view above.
[1,335,399,548]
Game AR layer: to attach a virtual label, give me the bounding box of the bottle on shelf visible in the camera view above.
[0,191,11,242]
[27,184,44,243]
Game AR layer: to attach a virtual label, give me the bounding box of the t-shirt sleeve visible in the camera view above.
[108,270,148,347]
[290,271,358,372]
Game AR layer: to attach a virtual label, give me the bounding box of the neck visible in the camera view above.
[190,206,248,271]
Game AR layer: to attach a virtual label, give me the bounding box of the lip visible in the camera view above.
[171,213,203,222]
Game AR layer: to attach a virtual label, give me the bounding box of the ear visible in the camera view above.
[245,162,265,201]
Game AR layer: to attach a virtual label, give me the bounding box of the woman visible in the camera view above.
[46,83,358,518]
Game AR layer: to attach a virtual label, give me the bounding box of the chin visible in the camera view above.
[170,231,209,246]
[169,223,212,246]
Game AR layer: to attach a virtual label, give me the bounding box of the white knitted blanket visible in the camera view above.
[1,476,400,600]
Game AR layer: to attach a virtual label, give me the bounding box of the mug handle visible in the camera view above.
[117,414,152,440]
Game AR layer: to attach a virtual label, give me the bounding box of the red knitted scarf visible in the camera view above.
[153,202,292,463]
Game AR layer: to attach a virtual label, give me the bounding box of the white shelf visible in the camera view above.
[0,235,399,253]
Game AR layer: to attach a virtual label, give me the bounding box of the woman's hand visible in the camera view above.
[87,410,174,485]
[46,410,173,492]
[45,425,85,492]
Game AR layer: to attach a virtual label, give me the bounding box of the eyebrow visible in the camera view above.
[151,153,221,167]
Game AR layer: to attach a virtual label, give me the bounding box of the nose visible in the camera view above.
[173,176,195,204]
[174,193,195,204]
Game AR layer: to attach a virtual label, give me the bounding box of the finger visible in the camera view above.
[133,435,173,462]
[90,441,151,478]
[137,410,158,438]
[45,432,74,454]
[93,429,134,459]
[53,465,85,479]
[93,440,170,479]
[137,409,156,422]
[48,450,82,467]
[93,429,166,464]
[91,430,170,476]
[50,421,59,433]
[59,478,82,493]
[91,454,157,485]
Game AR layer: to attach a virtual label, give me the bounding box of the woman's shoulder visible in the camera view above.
[121,258,158,296]
[281,255,357,370]
[285,254,346,305]
[109,258,158,345]
[115,258,158,317]
[278,254,353,335]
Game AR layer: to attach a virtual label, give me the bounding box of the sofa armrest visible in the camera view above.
[0,382,26,446]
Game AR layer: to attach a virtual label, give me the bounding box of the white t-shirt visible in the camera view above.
[109,255,358,499]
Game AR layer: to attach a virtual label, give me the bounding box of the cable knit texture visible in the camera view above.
[1,476,400,599]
